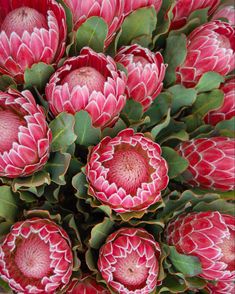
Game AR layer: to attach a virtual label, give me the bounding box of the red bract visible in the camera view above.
[67,276,109,294]
[86,129,168,213]
[166,211,235,282]
[0,218,74,293]
[171,0,220,29]
[212,5,235,26]
[45,47,126,128]
[115,44,166,111]
[123,0,162,16]
[98,228,161,294]
[0,0,66,83]
[0,89,51,178]
[176,21,235,88]
[207,281,235,294]
[63,0,124,48]
[177,137,235,191]
[204,78,235,126]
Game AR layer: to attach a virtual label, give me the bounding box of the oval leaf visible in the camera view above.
[0,186,20,222]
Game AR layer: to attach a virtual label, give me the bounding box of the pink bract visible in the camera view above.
[98,227,161,294]
[86,129,168,213]
[0,0,67,83]
[212,5,235,26]
[0,217,74,293]
[0,89,51,178]
[166,211,235,282]
[123,0,162,16]
[115,44,166,111]
[207,280,235,294]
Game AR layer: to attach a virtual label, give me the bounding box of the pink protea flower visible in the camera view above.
[166,211,235,282]
[45,47,126,128]
[207,281,235,294]
[204,78,235,126]
[86,129,168,213]
[0,0,66,83]
[98,228,161,294]
[212,5,235,26]
[115,44,166,111]
[171,0,220,30]
[63,0,124,48]
[67,275,109,294]
[0,217,74,293]
[177,137,235,191]
[123,0,162,16]
[176,21,235,88]
[0,89,51,178]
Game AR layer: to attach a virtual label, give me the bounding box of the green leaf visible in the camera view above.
[195,72,225,93]
[57,0,73,32]
[162,147,189,179]
[102,118,126,138]
[215,117,235,138]
[74,111,101,146]
[168,246,202,277]
[24,62,55,91]
[0,186,20,221]
[74,17,108,53]
[164,34,187,86]
[72,172,88,199]
[50,112,77,152]
[151,109,171,139]
[0,75,16,91]
[193,199,235,216]
[121,99,143,124]
[118,7,157,47]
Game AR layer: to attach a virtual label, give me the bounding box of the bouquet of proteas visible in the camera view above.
[0,0,234,293]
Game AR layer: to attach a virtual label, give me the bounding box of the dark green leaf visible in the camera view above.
[121,99,143,123]
[0,75,16,91]
[0,186,20,221]
[195,72,224,93]
[215,117,235,138]
[151,109,171,139]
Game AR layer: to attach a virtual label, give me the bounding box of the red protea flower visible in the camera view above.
[212,5,235,26]
[177,137,235,191]
[171,0,220,30]
[176,21,235,88]
[0,218,74,293]
[204,78,235,126]
[115,44,166,111]
[63,0,124,48]
[207,281,235,294]
[166,211,235,282]
[0,0,66,83]
[0,89,51,178]
[86,129,168,213]
[67,275,109,294]
[98,228,161,294]
[123,0,162,16]
[45,47,126,128]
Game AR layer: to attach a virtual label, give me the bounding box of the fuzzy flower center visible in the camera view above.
[15,234,51,279]
[220,230,235,271]
[0,110,25,153]
[62,66,106,93]
[133,55,149,66]
[105,149,149,195]
[1,6,47,37]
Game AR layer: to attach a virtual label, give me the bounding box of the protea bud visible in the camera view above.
[171,0,220,30]
[0,89,51,178]
[63,0,124,48]
[177,137,235,191]
[86,129,168,213]
[98,228,161,294]
[0,0,66,83]
[166,211,235,282]
[67,275,109,293]
[212,5,235,26]
[204,78,235,126]
[45,47,126,128]
[176,21,235,88]
[115,44,166,111]
[0,218,74,293]
[123,0,162,16]
[207,281,235,294]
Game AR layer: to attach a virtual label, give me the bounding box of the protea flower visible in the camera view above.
[123,0,162,16]
[98,228,161,294]
[86,129,168,213]
[166,211,235,282]
[0,217,74,293]
[0,89,51,178]
[176,21,235,88]
[212,5,235,26]
[204,78,235,126]
[63,0,124,48]
[177,137,235,191]
[0,0,66,83]
[207,281,235,294]
[115,44,166,111]
[171,0,220,30]
[67,275,109,293]
[45,47,126,128]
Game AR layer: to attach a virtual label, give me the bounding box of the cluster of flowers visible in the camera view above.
[0,0,234,293]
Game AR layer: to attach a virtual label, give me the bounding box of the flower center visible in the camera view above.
[15,234,51,279]
[104,149,149,195]
[220,230,235,271]
[133,56,149,66]
[62,66,106,93]
[0,110,25,153]
[1,6,47,37]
